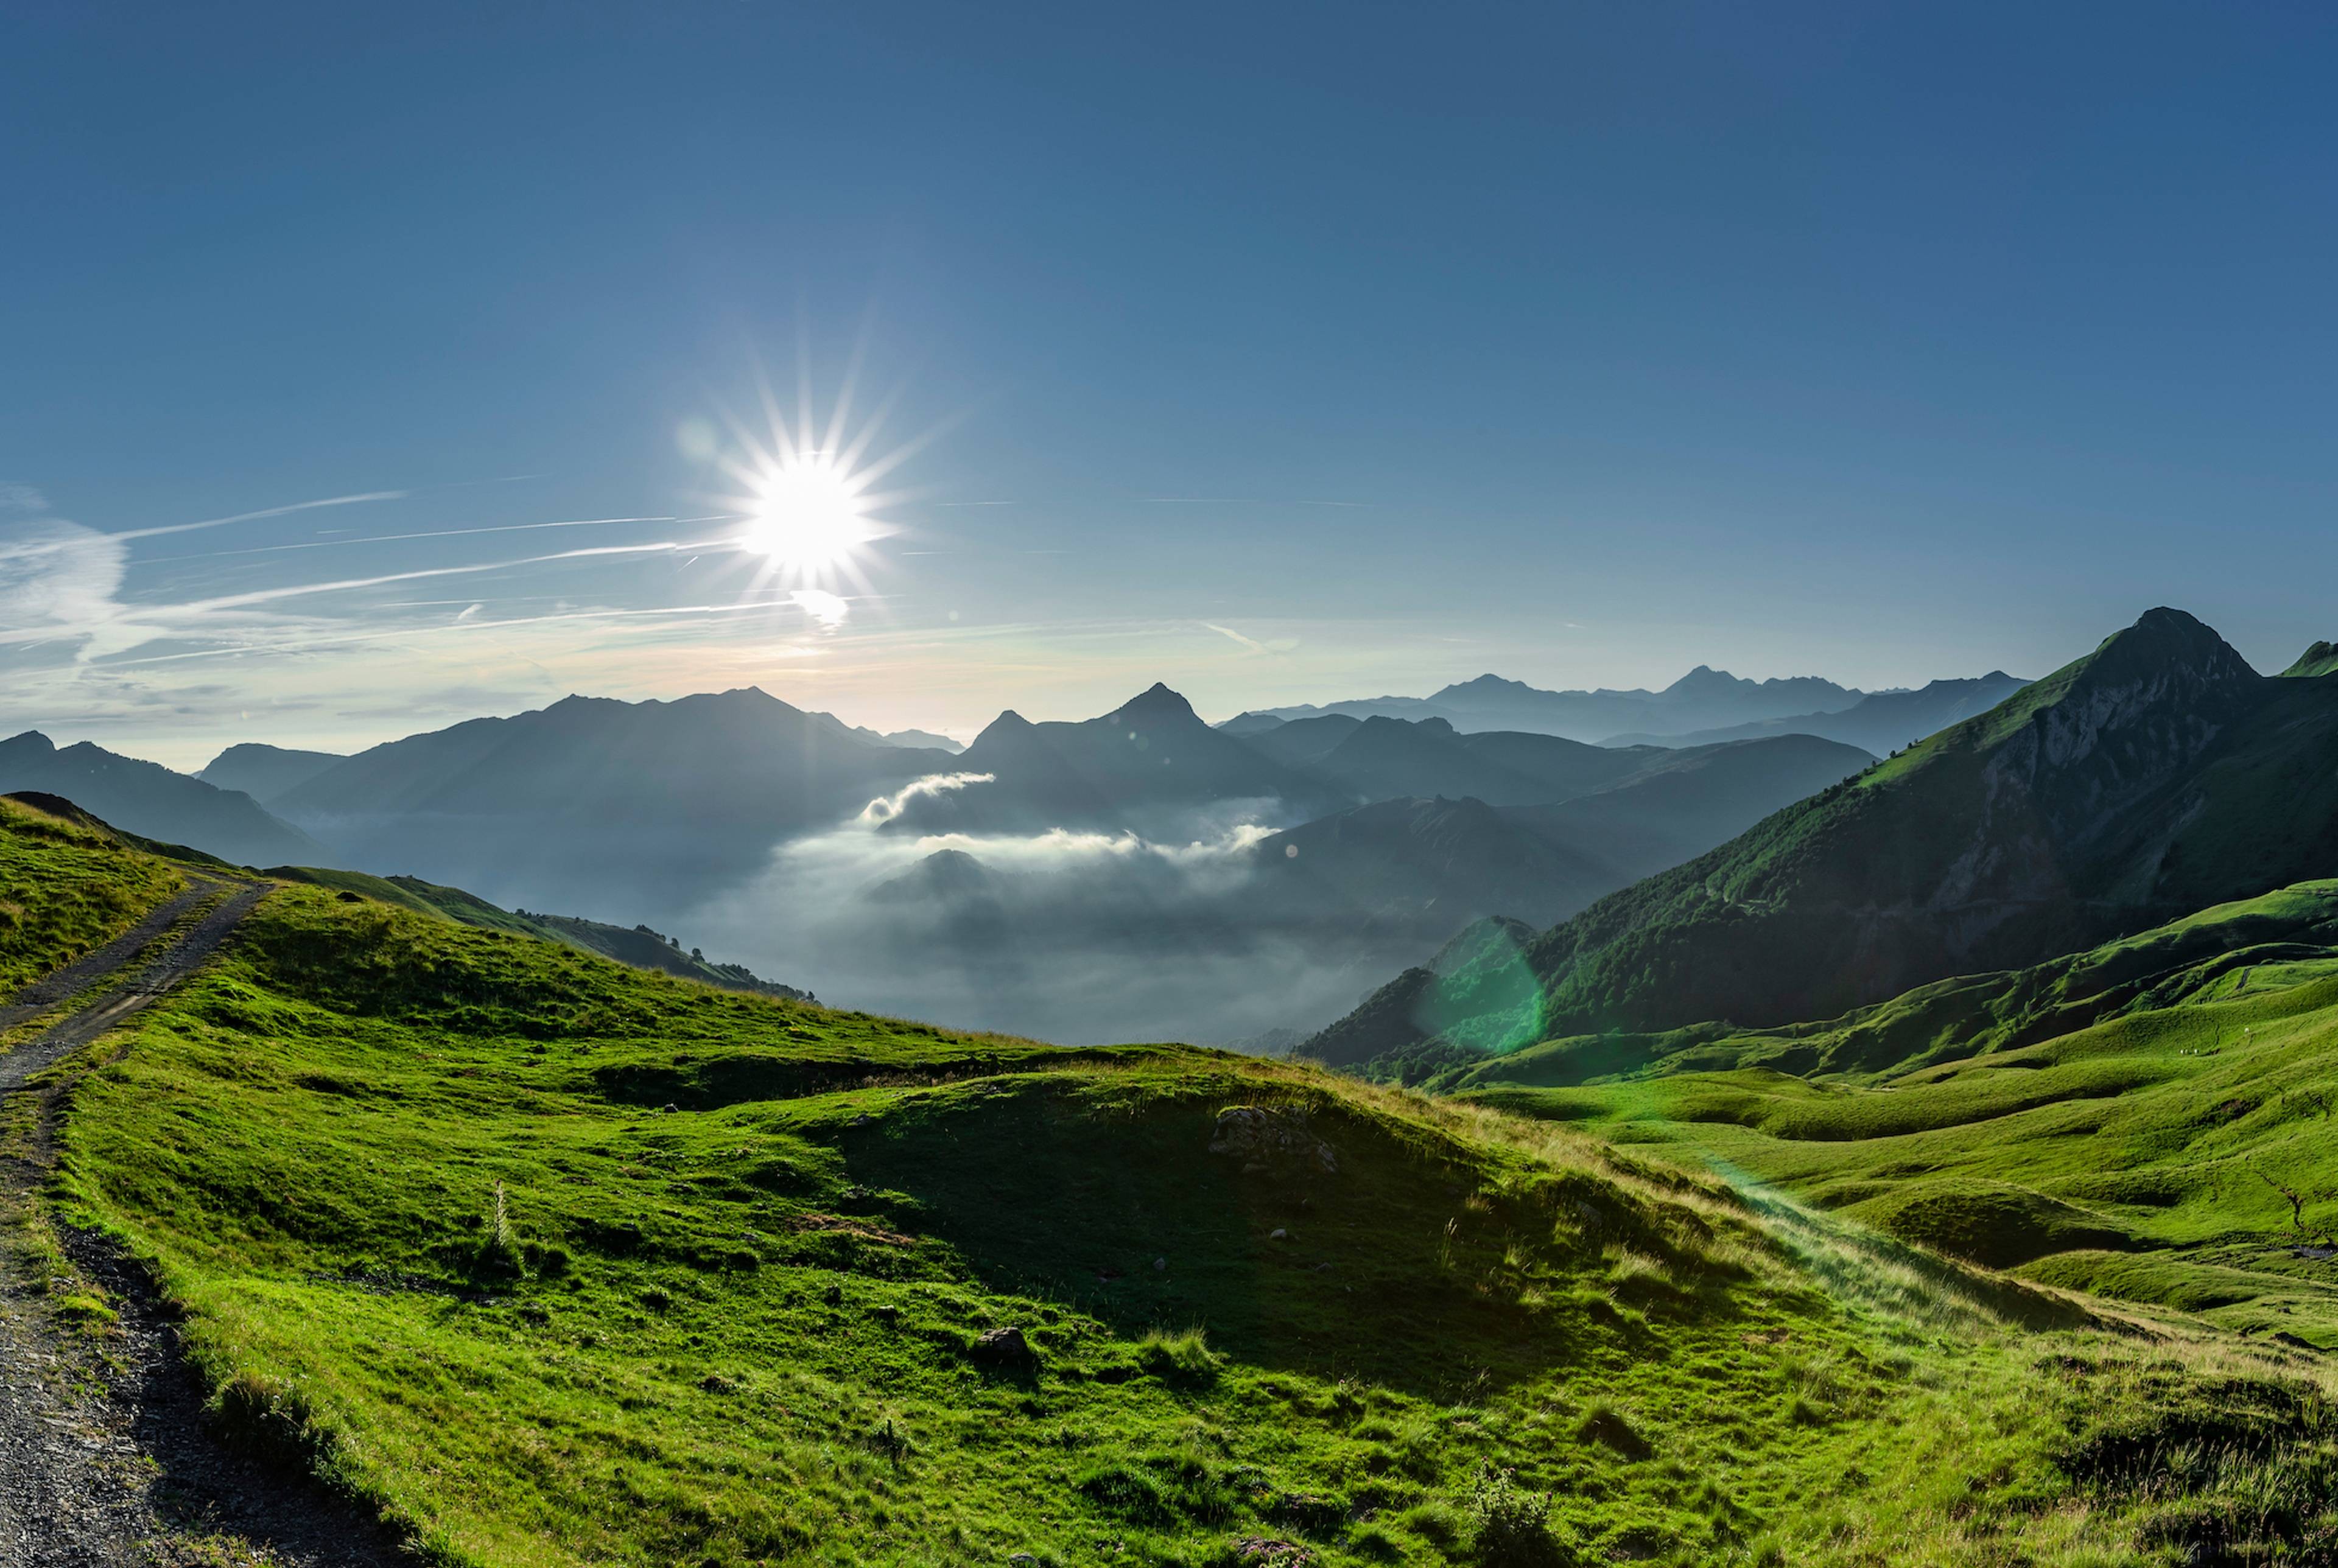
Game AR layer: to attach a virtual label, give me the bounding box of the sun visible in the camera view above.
[697,362,938,622]
[740,455,868,570]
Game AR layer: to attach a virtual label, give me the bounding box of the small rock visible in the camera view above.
[1153,1256,1167,1271]
[1269,1228,1289,1242]
[969,1325,1037,1367]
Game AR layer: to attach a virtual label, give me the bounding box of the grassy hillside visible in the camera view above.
[0,793,183,993]
[1447,884,2338,1355]
[267,864,810,998]
[7,805,2337,1565]
[1425,880,2338,1090]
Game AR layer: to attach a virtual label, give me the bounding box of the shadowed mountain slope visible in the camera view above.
[1236,714,1672,805]
[1506,733,1876,884]
[1308,609,2338,1066]
[195,743,348,803]
[1252,733,1873,937]
[0,732,328,867]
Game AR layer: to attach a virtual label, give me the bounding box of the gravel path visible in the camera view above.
[0,881,412,1566]
[0,882,217,1035]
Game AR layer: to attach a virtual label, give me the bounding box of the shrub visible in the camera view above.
[1468,1466,1567,1568]
[1136,1326,1221,1387]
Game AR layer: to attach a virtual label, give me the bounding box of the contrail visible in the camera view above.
[136,514,686,565]
[99,594,833,667]
[172,541,690,614]
[112,490,410,542]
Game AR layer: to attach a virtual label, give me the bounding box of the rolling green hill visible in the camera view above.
[1308,609,2338,1067]
[9,796,2338,1566]
[1438,880,2338,1357]
[265,863,812,998]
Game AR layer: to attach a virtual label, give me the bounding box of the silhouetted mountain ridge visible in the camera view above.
[1600,673,2032,755]
[1224,665,1866,742]
[0,732,326,867]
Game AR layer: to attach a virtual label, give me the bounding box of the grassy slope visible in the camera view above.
[0,794,183,993]
[267,864,807,997]
[0,808,2328,1565]
[1455,885,2338,1356]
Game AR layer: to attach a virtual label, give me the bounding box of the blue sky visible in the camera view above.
[6,2,2337,766]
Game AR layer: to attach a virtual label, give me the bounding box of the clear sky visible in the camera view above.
[6,2,2337,768]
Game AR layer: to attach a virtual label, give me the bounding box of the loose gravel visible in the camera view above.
[0,881,413,1566]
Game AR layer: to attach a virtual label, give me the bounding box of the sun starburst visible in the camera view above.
[700,363,935,623]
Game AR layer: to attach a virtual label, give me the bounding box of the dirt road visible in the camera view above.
[0,880,409,1566]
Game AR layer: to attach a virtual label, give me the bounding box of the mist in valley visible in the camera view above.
[658,781,1430,1047]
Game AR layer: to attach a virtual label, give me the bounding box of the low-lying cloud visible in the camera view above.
[651,775,1419,1049]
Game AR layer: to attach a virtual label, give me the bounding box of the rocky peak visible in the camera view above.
[1111,683,1200,726]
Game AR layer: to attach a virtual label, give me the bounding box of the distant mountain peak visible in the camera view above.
[1112,682,1199,724]
[973,709,1035,743]
[1662,665,1747,696]
[2,730,57,755]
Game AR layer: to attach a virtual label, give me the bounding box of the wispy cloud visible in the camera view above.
[1202,621,1266,653]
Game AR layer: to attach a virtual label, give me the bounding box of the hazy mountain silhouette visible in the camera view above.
[0,732,327,866]
[1273,716,1663,807]
[883,682,1346,835]
[1308,609,2338,1065]
[1600,672,2031,754]
[859,727,964,753]
[1224,666,1864,743]
[196,742,348,803]
[272,688,946,906]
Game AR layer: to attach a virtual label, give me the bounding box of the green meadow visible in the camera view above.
[5,798,2337,1565]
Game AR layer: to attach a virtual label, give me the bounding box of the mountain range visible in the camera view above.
[0,730,326,867]
[1223,665,1871,743]
[1305,608,2338,1066]
[6,649,2071,1043]
[261,688,949,906]
[1599,671,2031,755]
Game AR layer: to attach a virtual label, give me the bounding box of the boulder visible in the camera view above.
[969,1325,1036,1367]
[1209,1105,1339,1176]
